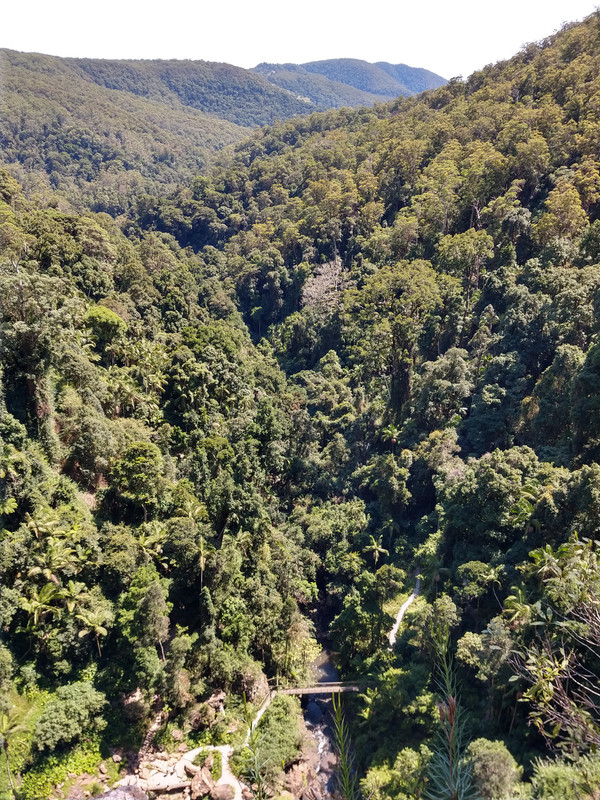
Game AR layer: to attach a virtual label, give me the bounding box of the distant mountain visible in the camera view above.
[252,62,386,108]
[253,58,447,106]
[66,56,314,127]
[0,49,252,212]
[374,61,450,94]
[0,49,445,212]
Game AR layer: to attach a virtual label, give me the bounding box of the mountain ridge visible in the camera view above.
[0,48,445,212]
[253,57,447,106]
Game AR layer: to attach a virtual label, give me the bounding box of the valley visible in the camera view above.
[2,11,600,800]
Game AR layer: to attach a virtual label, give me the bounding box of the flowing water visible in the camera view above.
[303,650,339,798]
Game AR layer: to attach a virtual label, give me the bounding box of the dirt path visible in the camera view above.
[183,744,243,800]
[388,576,421,647]
[244,690,274,745]
[118,577,422,797]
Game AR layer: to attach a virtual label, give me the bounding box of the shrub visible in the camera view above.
[20,739,103,800]
[465,738,522,800]
[33,682,106,752]
[531,755,600,800]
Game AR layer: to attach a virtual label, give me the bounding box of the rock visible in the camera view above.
[97,790,149,800]
[242,789,254,800]
[171,728,184,742]
[146,774,190,792]
[99,762,108,775]
[204,753,214,770]
[175,761,188,780]
[209,785,235,800]
[178,742,189,752]
[184,762,200,777]
[113,753,123,763]
[206,690,226,714]
[190,766,215,799]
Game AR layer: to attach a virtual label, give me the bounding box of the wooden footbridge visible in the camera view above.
[279,681,363,696]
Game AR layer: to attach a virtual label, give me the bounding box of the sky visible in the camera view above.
[2,0,599,79]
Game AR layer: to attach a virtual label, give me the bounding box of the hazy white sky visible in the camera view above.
[2,0,599,79]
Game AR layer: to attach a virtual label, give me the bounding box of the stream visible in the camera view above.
[117,582,419,799]
[302,650,340,798]
[301,579,421,798]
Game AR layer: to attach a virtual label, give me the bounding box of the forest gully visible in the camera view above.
[3,10,600,800]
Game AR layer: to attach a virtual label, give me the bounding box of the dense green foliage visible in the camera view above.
[6,11,600,800]
[0,50,444,216]
[0,50,247,214]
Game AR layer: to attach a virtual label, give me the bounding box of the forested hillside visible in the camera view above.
[0,50,444,217]
[0,49,248,214]
[4,11,600,800]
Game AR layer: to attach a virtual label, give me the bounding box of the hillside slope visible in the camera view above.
[254,57,447,107]
[0,49,249,212]
[301,57,446,96]
[68,55,314,126]
[5,13,600,800]
[128,10,600,785]
[0,49,445,212]
[252,62,387,107]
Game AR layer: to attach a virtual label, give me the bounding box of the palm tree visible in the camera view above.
[28,537,78,584]
[482,564,504,607]
[60,580,90,613]
[76,609,109,657]
[382,424,401,453]
[198,534,216,589]
[363,535,389,567]
[19,583,61,629]
[504,587,533,629]
[235,530,252,559]
[25,510,64,540]
[183,499,207,523]
[0,708,26,797]
[380,515,400,552]
[137,522,168,569]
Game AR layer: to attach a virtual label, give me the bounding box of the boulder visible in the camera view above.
[206,691,226,714]
[184,761,200,777]
[175,760,188,780]
[190,766,215,799]
[146,773,190,792]
[97,789,149,800]
[209,785,235,800]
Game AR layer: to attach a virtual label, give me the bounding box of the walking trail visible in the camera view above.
[184,744,243,800]
[388,576,421,647]
[120,576,421,798]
